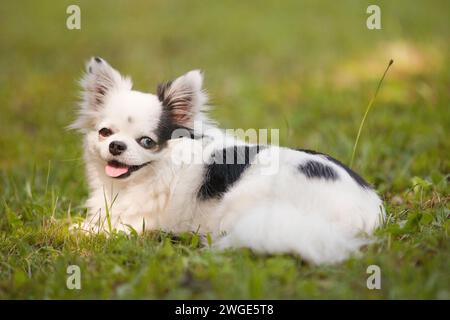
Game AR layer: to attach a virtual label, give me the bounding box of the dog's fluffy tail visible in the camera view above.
[215,203,376,264]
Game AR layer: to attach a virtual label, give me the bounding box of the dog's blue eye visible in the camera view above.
[138,137,156,149]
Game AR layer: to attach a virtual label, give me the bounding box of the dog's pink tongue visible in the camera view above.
[105,164,128,177]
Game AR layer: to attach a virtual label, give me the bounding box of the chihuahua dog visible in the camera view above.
[70,57,385,264]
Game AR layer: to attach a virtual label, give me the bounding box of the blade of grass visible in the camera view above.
[103,187,113,234]
[45,160,51,195]
[349,59,393,168]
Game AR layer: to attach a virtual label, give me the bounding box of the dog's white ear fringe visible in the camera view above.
[157,70,209,128]
[81,57,132,108]
[69,57,132,131]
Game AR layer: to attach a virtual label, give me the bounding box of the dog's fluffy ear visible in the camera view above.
[82,56,132,108]
[69,57,132,131]
[157,70,207,128]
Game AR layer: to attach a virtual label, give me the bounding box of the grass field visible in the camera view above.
[0,0,449,299]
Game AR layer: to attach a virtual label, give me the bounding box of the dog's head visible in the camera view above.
[70,57,207,180]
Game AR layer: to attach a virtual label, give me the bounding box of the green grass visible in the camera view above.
[0,0,449,299]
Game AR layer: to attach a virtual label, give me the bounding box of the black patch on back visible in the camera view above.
[296,148,371,188]
[299,160,338,180]
[198,145,263,200]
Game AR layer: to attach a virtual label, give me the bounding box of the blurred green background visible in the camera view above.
[0,0,448,299]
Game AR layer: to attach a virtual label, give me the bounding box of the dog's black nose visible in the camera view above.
[109,141,127,155]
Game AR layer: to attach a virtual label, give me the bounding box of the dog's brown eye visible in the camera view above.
[138,136,156,149]
[99,128,112,137]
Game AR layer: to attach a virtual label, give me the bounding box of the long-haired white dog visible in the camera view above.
[70,57,385,264]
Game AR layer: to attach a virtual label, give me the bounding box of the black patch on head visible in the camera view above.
[157,80,173,103]
[154,106,198,149]
[94,56,102,63]
[156,76,199,128]
[198,145,264,200]
[156,80,177,147]
[296,148,371,188]
[155,103,176,145]
[299,160,338,181]
[155,80,201,148]
[157,80,193,116]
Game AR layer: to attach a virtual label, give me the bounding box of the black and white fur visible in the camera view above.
[70,57,385,264]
